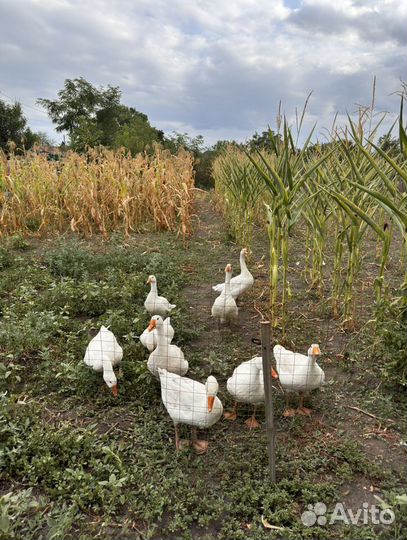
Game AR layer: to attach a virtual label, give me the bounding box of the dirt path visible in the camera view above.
[183,190,270,346]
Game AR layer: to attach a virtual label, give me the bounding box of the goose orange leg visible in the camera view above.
[245,406,260,429]
[297,393,312,416]
[175,425,190,450]
[191,427,208,454]
[283,394,296,417]
[224,401,238,421]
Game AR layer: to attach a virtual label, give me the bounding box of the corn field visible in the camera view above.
[0,146,195,240]
[213,145,266,247]
[213,101,407,331]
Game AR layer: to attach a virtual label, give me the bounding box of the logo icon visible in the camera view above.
[301,502,327,526]
[301,501,395,527]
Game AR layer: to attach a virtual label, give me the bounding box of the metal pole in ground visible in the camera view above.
[260,320,276,483]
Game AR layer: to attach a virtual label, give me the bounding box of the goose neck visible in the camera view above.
[240,252,248,273]
[155,325,167,347]
[224,274,232,294]
[150,281,158,294]
[308,354,317,366]
[102,357,114,374]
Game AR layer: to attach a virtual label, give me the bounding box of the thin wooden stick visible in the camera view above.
[261,320,276,483]
[344,405,395,424]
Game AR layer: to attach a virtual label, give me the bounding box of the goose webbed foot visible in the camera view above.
[175,425,191,451]
[191,427,209,454]
[245,416,260,429]
[224,402,238,421]
[193,440,209,454]
[298,393,312,416]
[297,406,312,416]
[245,407,260,429]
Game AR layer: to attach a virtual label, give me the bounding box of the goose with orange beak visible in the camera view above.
[225,355,279,428]
[212,248,254,300]
[158,368,223,454]
[273,343,324,416]
[211,264,238,326]
[83,326,123,397]
[139,316,174,352]
[144,275,176,318]
[146,315,188,377]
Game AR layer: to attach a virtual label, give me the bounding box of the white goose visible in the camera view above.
[83,326,123,396]
[212,248,254,300]
[139,317,174,352]
[146,315,188,377]
[158,368,223,454]
[144,275,176,317]
[225,356,278,428]
[211,264,238,326]
[273,343,324,416]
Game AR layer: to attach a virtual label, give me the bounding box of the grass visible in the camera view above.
[0,192,406,540]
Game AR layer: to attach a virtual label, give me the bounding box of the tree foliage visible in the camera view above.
[38,78,164,153]
[165,132,205,154]
[247,129,283,151]
[110,106,164,155]
[378,134,399,157]
[37,77,121,134]
[0,99,38,152]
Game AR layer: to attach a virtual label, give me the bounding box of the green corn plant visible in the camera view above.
[319,105,392,328]
[319,103,402,328]
[345,177,407,308]
[248,119,332,329]
[331,225,346,318]
[302,166,335,291]
[322,183,387,325]
[342,101,407,310]
[213,146,265,247]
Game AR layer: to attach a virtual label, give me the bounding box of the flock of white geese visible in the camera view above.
[84,248,325,454]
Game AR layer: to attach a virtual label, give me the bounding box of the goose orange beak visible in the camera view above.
[207,395,215,412]
[312,345,321,355]
[112,384,118,397]
[146,277,151,284]
[271,367,279,379]
[147,319,157,332]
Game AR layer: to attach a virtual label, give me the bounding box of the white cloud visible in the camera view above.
[0,0,404,145]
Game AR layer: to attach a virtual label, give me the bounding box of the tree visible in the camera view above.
[104,105,164,153]
[0,99,39,152]
[211,140,241,153]
[113,113,164,154]
[165,132,205,154]
[69,117,103,152]
[247,128,283,151]
[35,131,55,146]
[38,77,121,135]
[38,78,164,153]
[378,134,399,157]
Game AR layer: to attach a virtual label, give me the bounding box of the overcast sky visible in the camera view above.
[0,0,405,146]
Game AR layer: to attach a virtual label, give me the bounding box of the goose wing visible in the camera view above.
[158,369,205,424]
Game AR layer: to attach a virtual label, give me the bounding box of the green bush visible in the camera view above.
[0,247,12,270]
[0,310,62,358]
[6,235,31,251]
[375,302,407,386]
